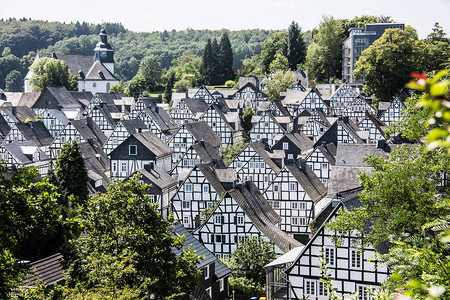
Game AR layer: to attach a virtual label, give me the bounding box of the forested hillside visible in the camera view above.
[0,18,275,82]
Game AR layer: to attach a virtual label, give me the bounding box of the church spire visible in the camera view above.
[94,29,114,64]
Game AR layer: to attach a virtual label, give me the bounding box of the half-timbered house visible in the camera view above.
[102,119,149,155]
[306,142,337,187]
[109,131,173,179]
[199,103,236,146]
[272,132,314,162]
[128,96,162,119]
[329,83,361,116]
[249,112,288,147]
[2,121,53,154]
[171,98,209,125]
[194,181,302,259]
[232,82,267,112]
[379,94,406,126]
[192,86,216,105]
[341,97,376,124]
[358,113,387,143]
[137,104,178,142]
[168,121,221,169]
[263,160,327,242]
[282,89,330,117]
[285,193,389,300]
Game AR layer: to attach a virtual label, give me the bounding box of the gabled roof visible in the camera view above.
[314,142,337,166]
[250,141,282,173]
[22,253,64,286]
[228,181,302,252]
[280,132,314,152]
[142,105,178,132]
[71,118,108,146]
[84,60,117,81]
[69,91,93,108]
[334,143,393,167]
[172,223,231,278]
[131,131,174,158]
[281,89,310,105]
[38,53,94,77]
[184,121,222,148]
[3,141,50,165]
[121,119,148,134]
[80,139,110,172]
[284,160,327,203]
[0,106,37,123]
[31,86,82,110]
[17,92,41,107]
[184,98,209,115]
[192,141,226,168]
[196,162,229,197]
[361,113,387,136]
[272,100,292,117]
[133,163,177,190]
[232,82,266,98]
[15,121,53,147]
[0,115,11,139]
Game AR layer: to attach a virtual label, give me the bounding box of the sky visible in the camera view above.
[1,0,450,39]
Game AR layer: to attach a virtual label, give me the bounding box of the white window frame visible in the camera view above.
[184,184,192,192]
[283,142,289,150]
[237,216,244,225]
[182,201,190,209]
[204,265,210,280]
[351,249,362,269]
[214,215,222,225]
[305,280,316,296]
[218,278,224,291]
[129,145,137,155]
[324,247,335,266]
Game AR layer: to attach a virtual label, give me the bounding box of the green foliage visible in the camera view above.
[125,74,147,98]
[260,31,287,74]
[286,21,307,70]
[304,16,345,83]
[228,276,265,298]
[263,70,296,101]
[0,53,25,90]
[220,139,248,165]
[30,57,78,91]
[242,107,255,133]
[0,249,29,299]
[225,80,237,88]
[407,71,450,153]
[268,53,289,71]
[109,81,125,93]
[64,174,201,299]
[167,51,202,87]
[4,70,22,91]
[54,140,89,207]
[353,28,425,101]
[137,55,163,92]
[229,237,276,285]
[237,54,265,78]
[218,33,234,82]
[163,72,175,104]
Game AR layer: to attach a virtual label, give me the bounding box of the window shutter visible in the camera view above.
[233,216,237,224]
[234,236,237,243]
[210,234,214,243]
[222,235,226,244]
[221,216,224,224]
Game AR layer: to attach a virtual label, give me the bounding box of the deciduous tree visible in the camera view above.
[29,57,78,91]
[263,70,295,101]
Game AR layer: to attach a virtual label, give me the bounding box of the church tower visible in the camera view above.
[94,29,114,74]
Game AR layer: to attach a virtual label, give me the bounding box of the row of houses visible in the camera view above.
[0,80,408,299]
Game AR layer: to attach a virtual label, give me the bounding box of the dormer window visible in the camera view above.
[129,145,137,155]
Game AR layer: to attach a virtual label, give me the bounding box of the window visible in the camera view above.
[106,83,110,91]
[305,280,316,296]
[283,142,289,150]
[292,217,298,225]
[318,281,327,297]
[322,163,328,170]
[291,202,298,209]
[182,201,190,209]
[93,82,96,88]
[185,184,192,192]
[271,201,280,209]
[264,176,268,182]
[288,154,294,160]
[121,162,127,172]
[260,162,265,169]
[183,216,189,225]
[264,122,269,127]
[204,265,210,279]
[61,136,66,143]
[237,216,244,225]
[351,249,362,268]
[324,248,335,266]
[218,278,224,291]
[215,235,222,243]
[112,162,117,172]
[148,195,156,203]
[289,182,296,191]
[255,162,259,169]
[273,184,279,192]
[214,215,223,224]
[357,285,371,300]
[299,217,307,226]
[203,184,209,193]
[129,145,137,155]
[249,162,254,169]
[189,159,194,166]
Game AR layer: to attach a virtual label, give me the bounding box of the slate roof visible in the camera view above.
[3,141,50,165]
[335,143,393,167]
[228,181,303,252]
[134,163,177,190]
[84,60,117,81]
[283,132,314,152]
[17,92,41,107]
[273,100,291,117]
[0,106,37,123]
[22,253,64,286]
[131,131,174,158]
[285,160,327,203]
[232,82,266,98]
[192,141,226,168]
[196,162,229,197]
[0,115,11,140]
[142,105,178,132]
[121,119,148,134]
[172,222,231,278]
[184,98,209,116]
[71,118,108,146]
[38,53,94,77]
[184,121,222,148]
[46,109,70,125]
[80,139,110,172]
[15,121,53,147]
[378,102,391,112]
[315,142,337,166]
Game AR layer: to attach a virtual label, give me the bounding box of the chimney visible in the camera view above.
[377,139,386,150]
[144,162,154,172]
[52,53,57,59]
[136,127,142,134]
[299,159,307,170]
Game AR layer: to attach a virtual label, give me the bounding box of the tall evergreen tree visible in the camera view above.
[55,140,89,207]
[286,21,307,70]
[219,33,234,82]
[201,39,214,85]
[211,38,221,84]
[163,71,175,104]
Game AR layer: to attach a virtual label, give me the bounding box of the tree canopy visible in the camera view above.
[263,70,296,101]
[29,57,78,91]
[286,21,307,70]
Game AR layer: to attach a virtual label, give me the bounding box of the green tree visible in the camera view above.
[219,32,234,82]
[263,70,295,101]
[163,71,175,104]
[125,74,147,98]
[0,249,29,299]
[4,70,22,92]
[169,51,202,86]
[64,174,201,299]
[260,32,288,74]
[137,55,163,92]
[268,53,289,71]
[201,39,215,85]
[229,237,276,286]
[242,106,255,133]
[29,57,78,91]
[237,54,265,78]
[286,21,307,70]
[354,28,425,101]
[109,81,125,93]
[54,140,89,207]
[220,139,248,165]
[304,16,345,83]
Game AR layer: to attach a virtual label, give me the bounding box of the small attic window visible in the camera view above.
[129,145,137,155]
[93,83,97,88]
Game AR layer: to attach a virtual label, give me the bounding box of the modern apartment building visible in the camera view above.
[342,23,404,83]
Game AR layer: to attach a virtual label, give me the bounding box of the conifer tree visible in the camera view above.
[211,38,221,84]
[219,33,234,82]
[201,39,214,85]
[286,21,307,70]
[163,72,175,103]
[55,140,89,207]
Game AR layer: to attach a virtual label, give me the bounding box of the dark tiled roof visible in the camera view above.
[69,91,93,108]
[315,142,337,165]
[0,115,11,139]
[192,141,226,168]
[30,86,82,110]
[4,141,50,165]
[0,106,37,123]
[22,253,64,286]
[133,131,174,158]
[184,121,222,148]
[229,181,303,252]
[71,118,108,146]
[133,164,177,190]
[272,100,291,117]
[184,98,209,115]
[250,141,281,173]
[121,119,148,134]
[17,92,41,108]
[285,132,314,152]
[285,160,327,203]
[16,121,53,147]
[85,60,117,81]
[80,139,110,172]
[335,143,393,167]
[196,163,228,197]
[39,53,93,77]
[142,105,178,132]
